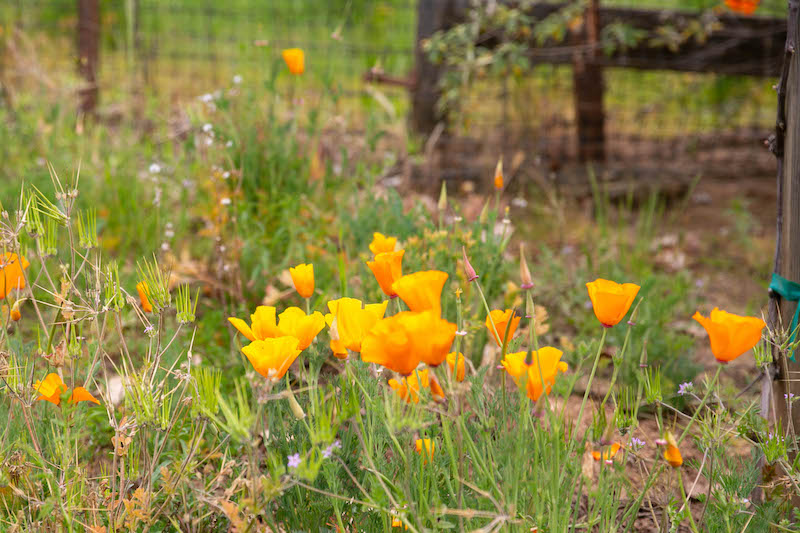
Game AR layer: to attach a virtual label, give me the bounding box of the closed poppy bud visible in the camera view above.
[520,243,533,290]
[438,181,447,212]
[289,263,314,299]
[462,246,478,282]
[663,432,682,467]
[415,438,435,463]
[486,309,521,346]
[0,252,29,299]
[692,308,766,363]
[369,232,397,255]
[446,352,466,381]
[586,279,640,328]
[493,158,503,190]
[591,442,621,462]
[282,48,305,74]
[136,282,153,313]
[286,389,306,420]
[10,300,21,322]
[367,250,404,297]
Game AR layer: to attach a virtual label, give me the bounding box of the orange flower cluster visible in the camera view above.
[34,373,100,406]
[501,347,568,401]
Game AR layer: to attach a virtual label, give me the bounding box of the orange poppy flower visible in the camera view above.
[485,309,521,346]
[367,250,404,297]
[369,232,397,255]
[446,352,466,381]
[663,432,682,467]
[229,306,283,342]
[592,442,622,462]
[392,270,448,316]
[501,347,568,401]
[229,306,324,350]
[0,253,29,300]
[493,158,503,190]
[361,311,456,374]
[136,282,153,313]
[289,263,314,299]
[241,336,302,381]
[692,308,765,363]
[10,300,21,322]
[282,48,305,75]
[586,279,640,327]
[34,373,100,406]
[415,438,435,463]
[391,516,408,529]
[725,0,759,15]
[325,298,388,353]
[388,368,444,403]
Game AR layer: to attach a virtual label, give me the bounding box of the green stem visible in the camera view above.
[576,328,608,441]
[678,469,701,533]
[678,364,722,445]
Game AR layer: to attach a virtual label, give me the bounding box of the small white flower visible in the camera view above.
[226,140,233,148]
[233,74,243,84]
[202,123,213,133]
[149,163,161,174]
[222,171,230,179]
[221,197,231,206]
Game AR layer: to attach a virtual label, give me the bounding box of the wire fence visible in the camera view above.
[1,0,785,184]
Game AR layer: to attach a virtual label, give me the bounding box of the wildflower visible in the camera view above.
[287,453,302,469]
[228,306,284,342]
[586,279,640,328]
[325,297,388,353]
[369,232,397,255]
[322,440,341,459]
[446,352,466,381]
[289,263,315,299]
[663,432,683,467]
[10,300,21,322]
[392,270,449,316]
[274,308,325,350]
[362,311,456,374]
[241,336,302,381]
[233,74,243,84]
[786,393,796,401]
[415,438,435,463]
[367,250,405,297]
[692,308,766,363]
[591,442,621,462]
[486,309,521,346]
[520,243,533,289]
[34,373,100,406]
[391,516,408,529]
[388,369,444,403]
[462,246,478,282]
[629,437,645,451]
[0,253,29,299]
[725,0,759,15]
[677,382,693,396]
[493,158,503,190]
[282,48,305,75]
[501,347,568,401]
[136,282,153,313]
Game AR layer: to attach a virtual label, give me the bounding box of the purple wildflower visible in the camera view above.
[287,453,302,469]
[630,437,645,451]
[677,382,693,396]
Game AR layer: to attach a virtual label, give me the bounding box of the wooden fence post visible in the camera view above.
[572,0,605,162]
[767,0,800,505]
[77,0,100,115]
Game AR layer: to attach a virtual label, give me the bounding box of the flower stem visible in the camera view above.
[678,364,722,445]
[576,327,607,440]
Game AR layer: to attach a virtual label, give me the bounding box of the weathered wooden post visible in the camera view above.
[572,0,605,162]
[77,0,100,115]
[766,0,800,504]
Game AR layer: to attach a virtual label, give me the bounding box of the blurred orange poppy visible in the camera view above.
[136,282,153,313]
[282,48,305,74]
[289,263,314,299]
[0,253,28,300]
[392,270,448,316]
[388,368,444,403]
[34,373,100,406]
[592,442,622,462]
[485,309,521,346]
[361,310,456,374]
[586,279,640,327]
[367,250,404,297]
[725,0,759,15]
[415,438,435,463]
[663,432,683,467]
[692,308,765,363]
[446,352,466,381]
[241,336,302,381]
[493,158,503,190]
[502,347,568,401]
[369,232,397,255]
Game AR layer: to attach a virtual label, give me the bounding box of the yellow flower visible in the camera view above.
[415,438,435,463]
[282,48,305,75]
[369,232,396,255]
[34,373,100,406]
[501,347,568,401]
[0,252,29,300]
[361,311,456,375]
[367,250,404,297]
[485,309,520,346]
[228,306,284,342]
[392,270,448,316]
[391,516,408,529]
[592,442,622,462]
[136,282,153,313]
[663,432,683,467]
[446,352,466,381]
[586,279,640,327]
[692,308,766,363]
[289,263,315,299]
[241,336,302,381]
[325,297,388,353]
[276,307,325,350]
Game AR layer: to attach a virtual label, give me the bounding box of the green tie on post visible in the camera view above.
[769,273,800,362]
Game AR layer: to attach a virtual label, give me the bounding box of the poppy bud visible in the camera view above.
[520,243,533,289]
[10,300,21,322]
[462,247,478,282]
[437,181,447,212]
[286,388,306,420]
[493,158,503,190]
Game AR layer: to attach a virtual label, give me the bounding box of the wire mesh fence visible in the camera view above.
[0,0,785,185]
